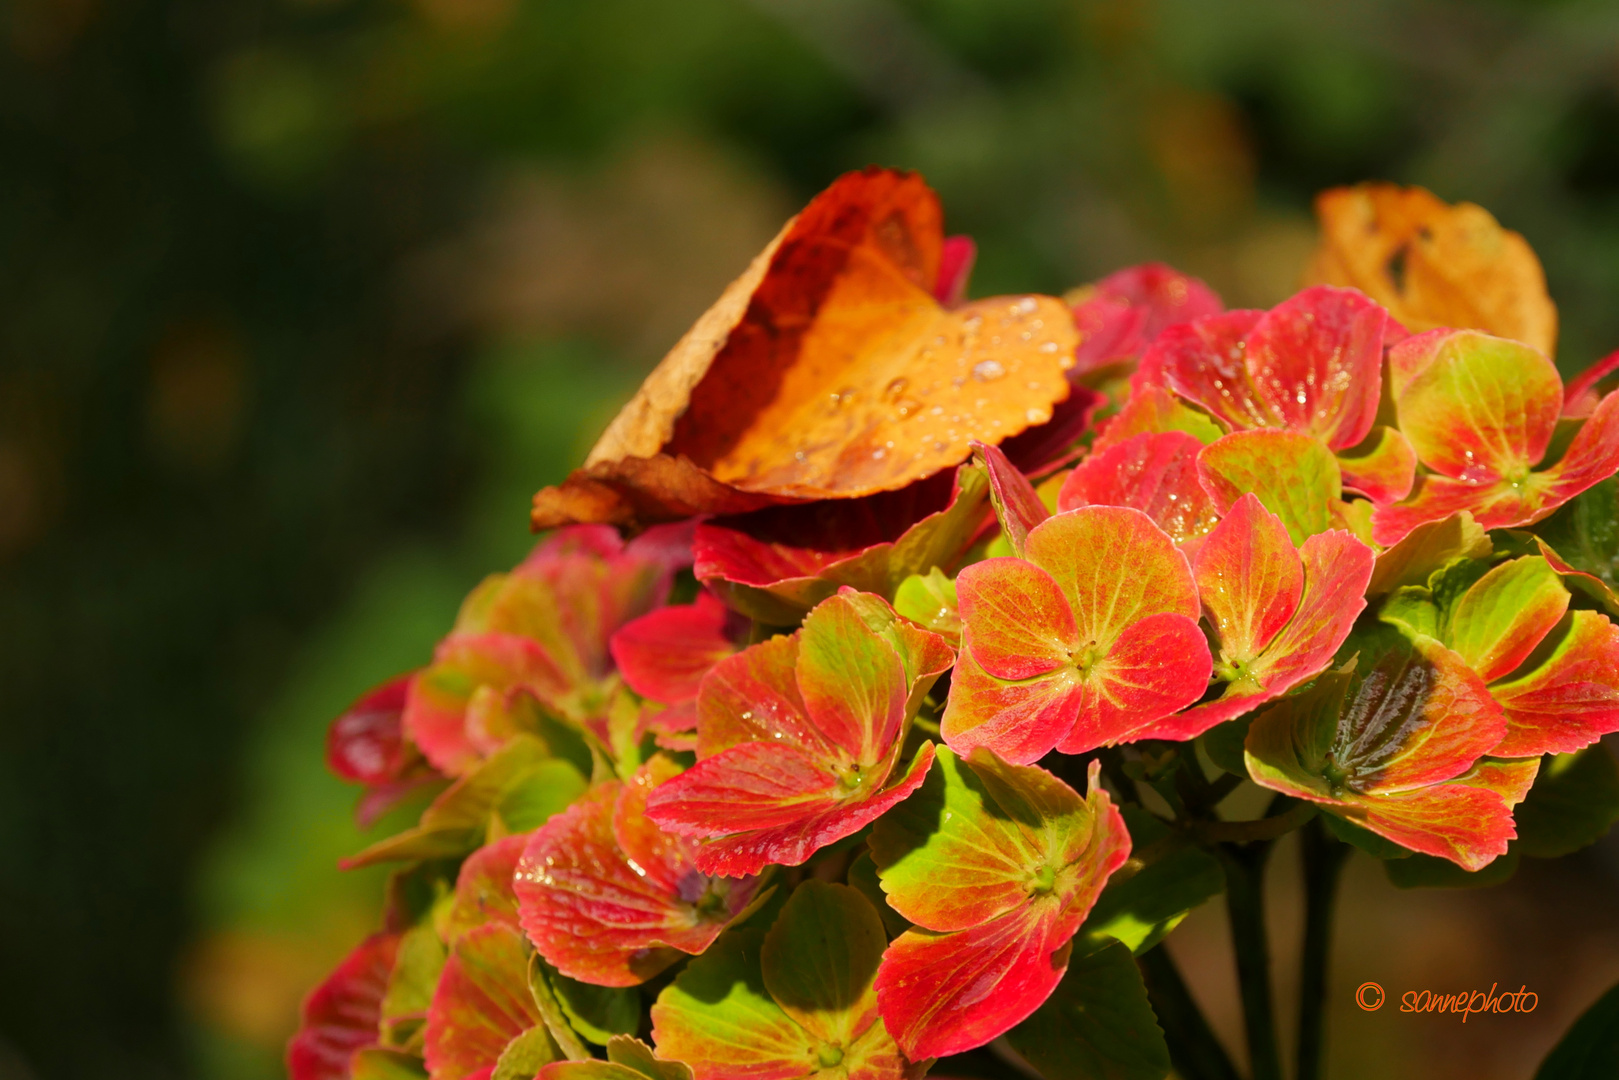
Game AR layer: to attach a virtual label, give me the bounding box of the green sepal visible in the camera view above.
[892,568,961,644]
[539,1039,694,1080]
[528,953,594,1061]
[1533,977,1619,1080]
[1515,745,1619,858]
[379,921,448,1051]
[350,1048,428,1080]
[606,1036,695,1080]
[1200,718,1252,778]
[1367,511,1493,596]
[552,970,641,1046]
[345,736,587,867]
[1080,808,1223,956]
[1005,939,1171,1080]
[1385,847,1519,889]
[494,1025,568,1080]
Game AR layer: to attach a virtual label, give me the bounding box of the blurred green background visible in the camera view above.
[3,1,1619,1078]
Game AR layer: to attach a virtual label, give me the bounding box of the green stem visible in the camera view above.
[1138,945,1241,1080]
[1221,839,1282,1080]
[1296,817,1350,1080]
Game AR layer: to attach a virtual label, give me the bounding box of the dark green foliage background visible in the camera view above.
[3,1,1619,1078]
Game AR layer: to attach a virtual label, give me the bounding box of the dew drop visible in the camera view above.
[972,360,1005,382]
[885,376,910,401]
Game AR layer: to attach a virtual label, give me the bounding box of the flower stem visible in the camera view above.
[1138,944,1241,1080]
[1296,817,1350,1080]
[1220,838,1282,1080]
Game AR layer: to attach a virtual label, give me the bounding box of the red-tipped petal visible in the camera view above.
[1193,494,1302,665]
[1058,432,1221,544]
[1337,427,1417,504]
[935,235,977,307]
[940,643,1085,766]
[956,558,1077,681]
[610,593,747,705]
[424,923,543,1080]
[687,744,937,877]
[1242,285,1386,450]
[1135,310,1271,431]
[1490,610,1619,757]
[1054,612,1212,753]
[287,933,399,1080]
[1564,347,1619,418]
[974,441,1050,558]
[327,676,414,785]
[875,907,1066,1060]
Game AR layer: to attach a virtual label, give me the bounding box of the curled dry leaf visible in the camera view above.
[532,167,1079,529]
[1305,182,1557,357]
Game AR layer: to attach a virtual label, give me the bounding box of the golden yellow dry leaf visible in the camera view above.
[532,167,1077,530]
[1305,182,1557,358]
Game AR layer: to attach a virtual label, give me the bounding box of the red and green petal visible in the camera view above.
[1090,385,1223,456]
[939,643,1088,765]
[696,635,823,761]
[683,745,937,878]
[872,744,1129,1067]
[795,593,910,765]
[514,772,758,987]
[1192,494,1302,667]
[975,440,1050,559]
[1240,286,1386,450]
[1057,432,1221,544]
[424,923,550,1080]
[1337,636,1506,794]
[1527,390,1619,510]
[947,510,1207,758]
[1373,377,1619,547]
[610,593,748,706]
[955,557,1077,681]
[1197,431,1343,546]
[870,747,1128,934]
[443,834,527,941]
[406,633,570,776]
[1336,758,1538,872]
[515,786,685,986]
[1147,529,1372,740]
[288,933,400,1080]
[1051,611,1212,753]
[652,930,878,1080]
[1135,310,1271,432]
[1337,427,1417,504]
[1389,329,1562,483]
[1338,780,1519,872]
[1446,556,1569,682]
[1024,507,1201,644]
[1489,610,1619,757]
[874,905,1066,1060]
